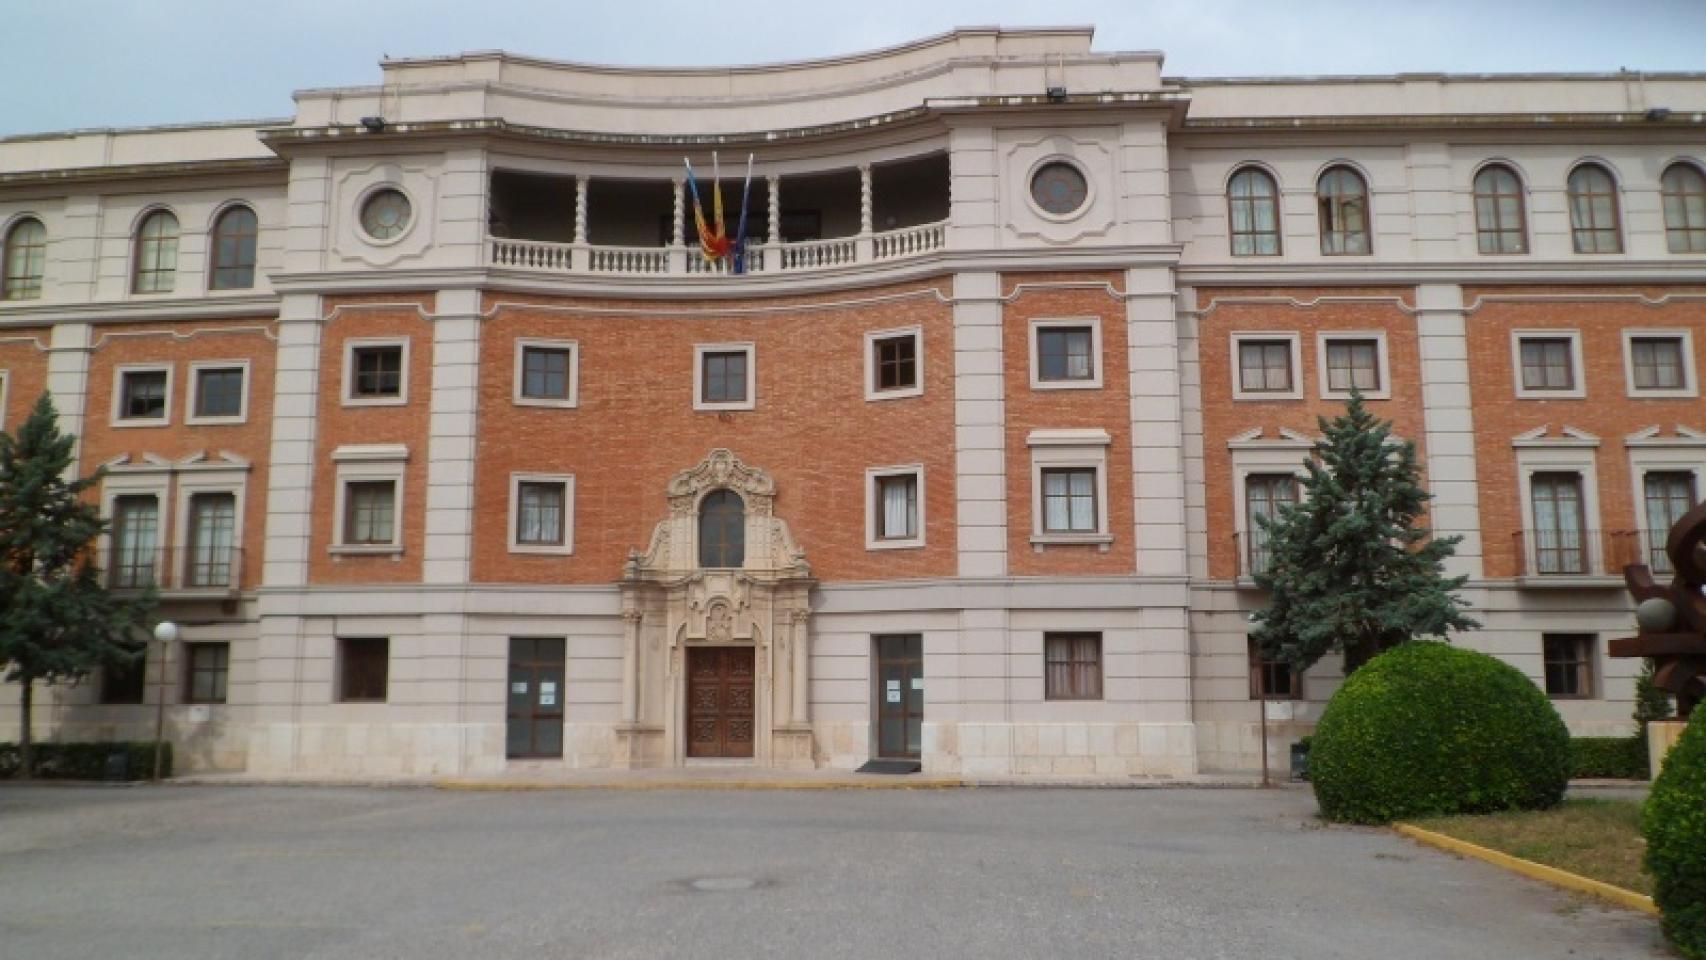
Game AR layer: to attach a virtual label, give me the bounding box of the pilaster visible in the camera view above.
[951,271,1008,578]
[1126,266,1187,576]
[1414,283,1484,579]
[45,322,92,471]
[422,288,482,585]
[260,293,323,588]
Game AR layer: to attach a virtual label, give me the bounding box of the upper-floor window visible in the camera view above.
[346,341,406,403]
[115,366,171,424]
[1661,162,1706,254]
[342,480,397,546]
[1472,164,1527,254]
[869,329,920,397]
[1227,167,1281,256]
[185,491,237,588]
[1566,163,1622,254]
[1034,323,1097,385]
[1236,338,1296,396]
[519,343,573,402]
[209,205,258,290]
[1516,334,1580,395]
[1316,166,1370,255]
[1,217,46,301]
[694,343,755,411]
[698,489,745,568]
[111,494,160,589]
[132,209,179,294]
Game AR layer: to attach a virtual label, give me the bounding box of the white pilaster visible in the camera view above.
[1176,286,1210,579]
[952,271,1008,578]
[1415,283,1484,579]
[261,294,323,588]
[422,288,482,585]
[45,322,92,471]
[1126,267,1187,576]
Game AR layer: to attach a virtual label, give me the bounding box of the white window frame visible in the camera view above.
[513,338,580,408]
[1316,330,1391,400]
[693,342,756,411]
[172,468,249,591]
[1228,430,1315,580]
[508,472,575,555]
[1229,331,1302,401]
[1626,428,1706,569]
[864,325,924,401]
[865,464,926,550]
[1510,329,1585,400]
[1513,432,1603,578]
[1621,328,1698,399]
[110,363,173,427]
[341,337,410,407]
[100,473,170,587]
[1028,317,1103,390]
[1027,429,1112,546]
[185,359,250,425]
[330,444,407,554]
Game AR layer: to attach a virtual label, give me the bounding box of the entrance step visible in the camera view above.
[855,759,923,775]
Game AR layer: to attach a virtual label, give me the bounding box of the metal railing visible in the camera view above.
[107,546,243,595]
[1511,530,1646,578]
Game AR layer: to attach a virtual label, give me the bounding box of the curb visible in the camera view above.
[1393,823,1657,916]
[433,778,969,792]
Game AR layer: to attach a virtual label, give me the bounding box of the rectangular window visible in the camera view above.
[193,366,245,419]
[1044,632,1103,700]
[520,345,572,401]
[1041,467,1098,533]
[1036,326,1094,383]
[873,333,918,393]
[1631,336,1687,391]
[183,642,229,704]
[1542,634,1595,698]
[1237,340,1294,394]
[100,652,147,705]
[337,637,389,702]
[1644,471,1697,573]
[1530,472,1587,575]
[516,481,566,546]
[1244,473,1299,576]
[350,345,403,399]
[186,491,237,588]
[1249,638,1298,700]
[119,369,168,421]
[110,494,159,589]
[874,472,919,541]
[1324,338,1381,393]
[343,480,396,545]
[700,350,747,405]
[1519,338,1576,392]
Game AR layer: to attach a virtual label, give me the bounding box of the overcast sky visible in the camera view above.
[3,0,1702,137]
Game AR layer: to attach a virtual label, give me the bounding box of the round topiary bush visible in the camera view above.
[1646,714,1706,959]
[1310,642,1571,824]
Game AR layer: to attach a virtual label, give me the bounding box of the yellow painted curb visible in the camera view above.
[433,778,968,792]
[1394,823,1657,916]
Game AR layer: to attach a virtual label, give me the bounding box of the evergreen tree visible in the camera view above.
[0,394,153,777]
[1635,659,1675,727]
[1250,390,1478,673]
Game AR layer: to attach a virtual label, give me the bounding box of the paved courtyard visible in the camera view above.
[0,784,1664,960]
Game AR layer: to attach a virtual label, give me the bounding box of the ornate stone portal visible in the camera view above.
[614,450,816,767]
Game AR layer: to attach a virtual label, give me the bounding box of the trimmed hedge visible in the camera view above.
[1646,714,1706,958]
[1311,643,1571,824]
[0,741,172,781]
[1570,736,1649,780]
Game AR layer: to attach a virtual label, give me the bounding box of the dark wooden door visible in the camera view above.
[507,637,566,759]
[687,647,755,758]
[875,634,923,759]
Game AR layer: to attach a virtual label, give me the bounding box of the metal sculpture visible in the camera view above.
[1614,500,1706,718]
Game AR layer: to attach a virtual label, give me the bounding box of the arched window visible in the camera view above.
[1227,167,1281,256]
[209,205,258,290]
[1472,164,1527,254]
[132,209,180,293]
[2,218,46,301]
[1317,165,1370,255]
[1566,163,1622,253]
[698,490,745,568]
[1661,162,1706,254]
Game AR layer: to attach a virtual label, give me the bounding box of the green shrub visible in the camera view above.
[1570,736,1649,780]
[1310,643,1571,824]
[0,741,172,780]
[1646,715,1706,958]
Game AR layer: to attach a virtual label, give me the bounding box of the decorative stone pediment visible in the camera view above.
[625,448,809,579]
[666,448,775,516]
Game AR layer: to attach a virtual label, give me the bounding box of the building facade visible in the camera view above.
[2,27,1703,776]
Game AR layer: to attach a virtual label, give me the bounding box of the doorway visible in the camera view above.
[686,646,755,758]
[875,634,923,760]
[507,637,565,759]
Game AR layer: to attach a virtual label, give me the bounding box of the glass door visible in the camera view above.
[506,637,566,759]
[875,634,923,760]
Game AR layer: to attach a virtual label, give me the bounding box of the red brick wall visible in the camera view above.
[0,327,51,431]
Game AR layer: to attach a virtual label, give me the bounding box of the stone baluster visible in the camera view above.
[765,174,781,272]
[572,175,590,271]
[856,163,874,262]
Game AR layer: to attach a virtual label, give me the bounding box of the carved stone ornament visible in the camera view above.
[706,603,733,644]
[666,448,775,516]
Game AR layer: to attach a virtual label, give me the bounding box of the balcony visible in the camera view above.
[107,546,243,597]
[486,153,950,278]
[1511,530,1642,586]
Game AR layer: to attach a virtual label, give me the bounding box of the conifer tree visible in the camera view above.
[0,394,153,777]
[1249,390,1477,674]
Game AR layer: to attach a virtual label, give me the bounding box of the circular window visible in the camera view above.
[359,189,412,241]
[1030,162,1089,216]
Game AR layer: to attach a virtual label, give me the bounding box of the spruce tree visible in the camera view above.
[0,394,153,777]
[1250,390,1477,674]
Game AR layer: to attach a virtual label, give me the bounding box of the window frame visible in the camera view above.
[1565,162,1624,255]
[341,337,410,407]
[1248,637,1301,701]
[697,488,746,568]
[1625,431,1706,578]
[1,215,47,301]
[1620,328,1697,399]
[1242,471,1301,579]
[336,637,390,703]
[1541,633,1598,700]
[207,203,259,291]
[1316,164,1372,256]
[1316,331,1391,400]
[182,641,230,705]
[185,359,250,425]
[1472,162,1529,255]
[1028,317,1103,390]
[100,651,148,705]
[1226,165,1283,257]
[131,207,181,295]
[1229,331,1302,401]
[864,325,924,401]
[865,464,926,550]
[692,342,756,412]
[507,472,575,555]
[1510,329,1585,399]
[1043,632,1104,701]
[1028,429,1113,546]
[513,338,580,408]
[330,445,407,555]
[110,363,173,427]
[1661,161,1706,254]
[171,467,247,592]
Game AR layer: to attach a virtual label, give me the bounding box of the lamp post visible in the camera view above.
[152,620,178,781]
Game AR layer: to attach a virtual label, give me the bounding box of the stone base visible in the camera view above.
[921,721,1198,777]
[612,724,666,769]
[770,725,816,769]
[1649,720,1689,781]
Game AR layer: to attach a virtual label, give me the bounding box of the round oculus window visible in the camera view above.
[1030,162,1089,216]
[360,189,412,241]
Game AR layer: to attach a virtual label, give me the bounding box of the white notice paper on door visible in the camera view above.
[886,679,901,703]
[540,682,557,707]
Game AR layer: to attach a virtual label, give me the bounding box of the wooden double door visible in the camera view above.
[687,646,755,758]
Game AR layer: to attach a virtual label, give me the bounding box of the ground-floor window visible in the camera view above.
[1542,633,1596,698]
[183,642,229,704]
[1044,632,1102,700]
